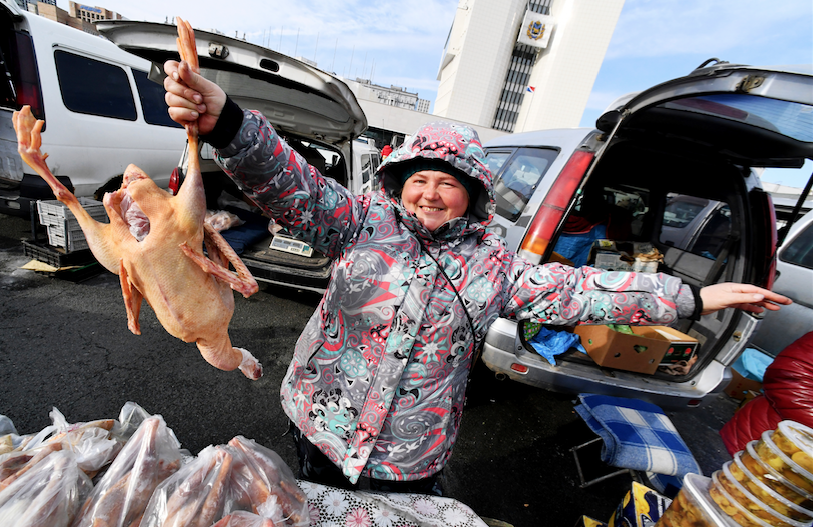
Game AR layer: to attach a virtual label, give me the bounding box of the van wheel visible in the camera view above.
[94,176,124,201]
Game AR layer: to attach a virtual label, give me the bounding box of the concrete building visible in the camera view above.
[343,78,430,114]
[435,0,624,133]
[68,2,121,24]
[16,1,120,34]
[341,77,507,151]
[16,0,52,12]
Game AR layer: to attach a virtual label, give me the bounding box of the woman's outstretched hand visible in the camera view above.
[699,283,791,315]
[163,59,226,135]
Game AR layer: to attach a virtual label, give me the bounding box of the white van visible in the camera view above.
[98,19,372,293]
[350,137,382,195]
[0,0,186,216]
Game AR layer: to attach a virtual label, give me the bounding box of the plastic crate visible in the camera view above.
[36,199,109,252]
[37,198,107,228]
[47,227,89,252]
[22,240,95,268]
[46,220,81,236]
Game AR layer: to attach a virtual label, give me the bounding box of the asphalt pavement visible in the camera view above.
[0,211,740,527]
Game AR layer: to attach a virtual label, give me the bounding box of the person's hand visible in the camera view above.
[699,282,791,315]
[163,59,226,135]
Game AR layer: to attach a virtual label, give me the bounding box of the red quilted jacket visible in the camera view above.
[720,332,813,455]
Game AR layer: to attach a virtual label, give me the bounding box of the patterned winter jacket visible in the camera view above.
[211,107,697,484]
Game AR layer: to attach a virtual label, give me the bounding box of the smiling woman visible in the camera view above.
[401,169,471,232]
[161,51,790,496]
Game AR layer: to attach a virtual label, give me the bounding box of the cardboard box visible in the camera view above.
[651,326,698,365]
[573,516,609,527]
[574,325,672,375]
[607,481,672,527]
[725,368,763,400]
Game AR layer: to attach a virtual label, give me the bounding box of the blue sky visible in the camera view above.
[583,0,813,189]
[65,0,812,187]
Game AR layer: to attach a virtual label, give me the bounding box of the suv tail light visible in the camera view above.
[518,150,595,264]
[750,189,777,289]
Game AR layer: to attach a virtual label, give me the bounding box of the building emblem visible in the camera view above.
[518,11,554,48]
[527,20,546,41]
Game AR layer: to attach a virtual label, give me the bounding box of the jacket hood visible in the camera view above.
[376,121,495,227]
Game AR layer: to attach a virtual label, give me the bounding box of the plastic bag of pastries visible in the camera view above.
[139,436,308,527]
[0,449,92,527]
[72,415,184,527]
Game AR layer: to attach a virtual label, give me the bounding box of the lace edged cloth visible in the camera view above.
[298,480,489,527]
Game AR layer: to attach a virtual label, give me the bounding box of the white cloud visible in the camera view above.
[68,0,456,101]
[584,90,627,112]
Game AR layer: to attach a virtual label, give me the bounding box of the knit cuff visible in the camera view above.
[200,96,244,149]
[677,284,704,320]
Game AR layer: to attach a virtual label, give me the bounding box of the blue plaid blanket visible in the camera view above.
[574,394,701,489]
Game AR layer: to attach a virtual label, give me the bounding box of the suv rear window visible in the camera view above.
[666,94,813,142]
[54,50,136,120]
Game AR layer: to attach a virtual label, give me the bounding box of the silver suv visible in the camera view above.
[479,62,813,410]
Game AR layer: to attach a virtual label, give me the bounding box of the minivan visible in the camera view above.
[0,0,186,216]
[479,62,813,410]
[97,19,373,294]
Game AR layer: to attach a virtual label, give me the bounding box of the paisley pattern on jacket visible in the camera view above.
[215,112,692,484]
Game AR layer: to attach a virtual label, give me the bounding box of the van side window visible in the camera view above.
[485,151,511,176]
[133,69,182,128]
[360,154,372,184]
[488,147,557,221]
[54,50,136,120]
[663,199,707,228]
[781,221,813,269]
